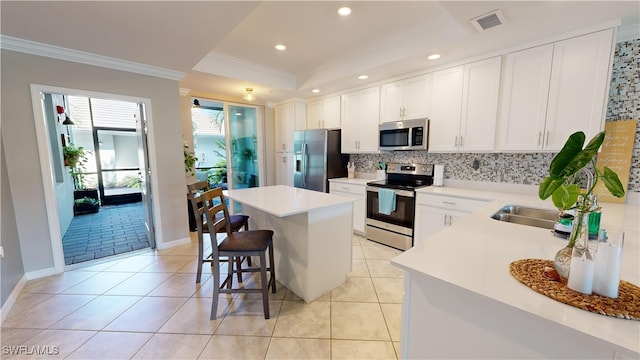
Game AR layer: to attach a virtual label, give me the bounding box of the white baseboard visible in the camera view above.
[25,266,60,281]
[1,274,28,324]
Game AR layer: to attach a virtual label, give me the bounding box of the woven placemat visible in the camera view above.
[509,259,640,320]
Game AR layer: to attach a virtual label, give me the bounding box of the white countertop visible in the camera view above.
[392,186,640,354]
[224,185,355,217]
[328,177,372,185]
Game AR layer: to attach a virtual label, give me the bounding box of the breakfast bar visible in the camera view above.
[224,185,354,302]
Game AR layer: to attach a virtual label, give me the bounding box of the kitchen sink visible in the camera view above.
[491,205,559,230]
[497,205,559,221]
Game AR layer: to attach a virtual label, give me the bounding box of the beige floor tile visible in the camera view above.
[22,271,97,294]
[132,333,211,359]
[332,339,397,359]
[331,302,390,341]
[66,331,152,359]
[349,258,371,277]
[272,300,330,338]
[352,244,365,259]
[265,337,331,359]
[59,272,134,295]
[393,341,401,358]
[104,296,188,332]
[198,335,270,359]
[372,277,404,303]
[380,303,402,342]
[215,299,282,336]
[69,259,123,272]
[2,294,96,329]
[3,293,54,317]
[102,255,159,272]
[3,329,96,359]
[0,328,43,348]
[147,273,201,297]
[139,255,193,273]
[158,296,232,334]
[50,295,141,330]
[104,272,173,296]
[331,276,378,302]
[361,243,402,260]
[367,259,404,278]
[177,258,214,275]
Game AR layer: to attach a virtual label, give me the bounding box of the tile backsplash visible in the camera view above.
[350,38,640,193]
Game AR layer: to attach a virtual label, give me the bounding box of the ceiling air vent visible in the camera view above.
[470,10,506,32]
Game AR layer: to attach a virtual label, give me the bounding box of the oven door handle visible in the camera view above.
[366,186,414,198]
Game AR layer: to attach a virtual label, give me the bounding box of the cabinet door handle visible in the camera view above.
[545,131,550,146]
[442,201,456,205]
[454,136,458,148]
[443,214,447,226]
[459,136,463,148]
[537,131,542,146]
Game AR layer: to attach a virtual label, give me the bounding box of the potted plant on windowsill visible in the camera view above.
[538,131,625,278]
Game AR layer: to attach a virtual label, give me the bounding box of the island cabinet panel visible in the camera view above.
[307,96,341,129]
[380,74,431,123]
[429,57,501,152]
[341,86,380,153]
[497,28,614,151]
[401,271,618,359]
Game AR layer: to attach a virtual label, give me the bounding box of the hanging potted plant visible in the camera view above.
[538,131,625,278]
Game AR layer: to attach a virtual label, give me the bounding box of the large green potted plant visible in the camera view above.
[64,143,100,214]
[538,131,625,277]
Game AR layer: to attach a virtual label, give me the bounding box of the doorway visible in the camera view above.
[191,98,265,212]
[34,87,155,267]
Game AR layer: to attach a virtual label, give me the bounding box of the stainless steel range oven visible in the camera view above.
[366,163,433,250]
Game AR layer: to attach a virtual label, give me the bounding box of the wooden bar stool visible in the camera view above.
[201,187,276,320]
[187,180,250,283]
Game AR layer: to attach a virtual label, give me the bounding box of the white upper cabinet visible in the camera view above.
[307,96,341,129]
[497,44,553,151]
[545,29,614,150]
[380,74,431,123]
[429,57,501,152]
[274,99,306,153]
[428,66,464,152]
[459,57,502,151]
[497,29,614,151]
[341,86,381,153]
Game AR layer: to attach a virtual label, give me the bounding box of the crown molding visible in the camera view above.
[1,35,186,81]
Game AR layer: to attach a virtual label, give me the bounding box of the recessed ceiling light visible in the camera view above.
[337,7,352,16]
[312,89,320,93]
[358,75,368,80]
[275,44,286,51]
[428,54,441,60]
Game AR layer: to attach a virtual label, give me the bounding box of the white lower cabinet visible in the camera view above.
[329,180,366,234]
[413,192,489,246]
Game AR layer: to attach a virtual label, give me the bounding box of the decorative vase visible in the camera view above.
[554,245,572,279]
[567,212,596,294]
[553,209,589,279]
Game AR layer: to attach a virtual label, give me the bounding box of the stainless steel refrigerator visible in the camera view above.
[294,129,348,192]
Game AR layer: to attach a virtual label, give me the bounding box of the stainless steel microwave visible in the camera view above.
[379,118,429,151]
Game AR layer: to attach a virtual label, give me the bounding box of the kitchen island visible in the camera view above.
[224,185,354,302]
[392,186,640,359]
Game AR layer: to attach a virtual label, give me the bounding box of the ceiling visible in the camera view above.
[2,1,639,105]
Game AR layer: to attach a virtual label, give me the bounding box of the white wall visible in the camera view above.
[0,49,189,277]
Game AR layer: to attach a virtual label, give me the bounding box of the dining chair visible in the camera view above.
[187,180,250,283]
[201,187,276,320]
